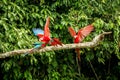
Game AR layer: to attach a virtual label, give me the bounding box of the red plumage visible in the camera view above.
[37,34,44,39]
[38,17,51,47]
[37,17,62,47]
[50,38,62,46]
[44,17,50,37]
[68,27,76,37]
[68,24,94,61]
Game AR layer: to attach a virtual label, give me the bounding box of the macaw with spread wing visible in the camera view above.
[33,17,50,47]
[68,24,94,61]
[33,17,62,47]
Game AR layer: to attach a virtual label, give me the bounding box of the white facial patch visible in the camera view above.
[74,35,77,38]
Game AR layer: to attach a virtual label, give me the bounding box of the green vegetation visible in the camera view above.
[0,0,120,79]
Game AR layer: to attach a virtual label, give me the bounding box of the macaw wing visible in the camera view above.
[68,27,76,38]
[52,38,62,45]
[32,42,42,49]
[32,28,44,38]
[32,28,44,36]
[78,24,94,37]
[33,42,43,46]
[44,17,50,37]
[34,44,42,49]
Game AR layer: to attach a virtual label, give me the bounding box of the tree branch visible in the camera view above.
[0,32,112,58]
[118,41,120,47]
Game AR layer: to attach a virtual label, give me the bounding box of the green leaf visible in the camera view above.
[98,58,105,64]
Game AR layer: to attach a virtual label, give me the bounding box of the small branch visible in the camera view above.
[89,60,99,80]
[118,42,120,47]
[0,32,112,58]
[76,56,81,76]
[108,58,111,74]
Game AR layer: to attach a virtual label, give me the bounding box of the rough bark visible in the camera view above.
[0,32,112,58]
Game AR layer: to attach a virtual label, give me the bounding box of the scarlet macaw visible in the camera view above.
[68,25,94,61]
[33,17,62,47]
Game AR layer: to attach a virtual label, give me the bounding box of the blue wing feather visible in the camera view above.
[33,42,42,46]
[22,42,42,57]
[33,42,42,49]
[34,44,42,49]
[32,28,44,35]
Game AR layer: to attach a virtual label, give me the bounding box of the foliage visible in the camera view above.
[0,0,120,79]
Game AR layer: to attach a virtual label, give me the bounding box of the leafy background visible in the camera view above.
[0,0,120,79]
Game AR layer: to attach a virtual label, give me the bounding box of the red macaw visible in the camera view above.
[33,17,62,47]
[68,24,94,61]
[23,17,62,56]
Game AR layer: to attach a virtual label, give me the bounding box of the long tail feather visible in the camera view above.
[22,42,42,56]
[75,48,81,61]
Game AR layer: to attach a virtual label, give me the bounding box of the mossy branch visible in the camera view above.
[0,32,112,58]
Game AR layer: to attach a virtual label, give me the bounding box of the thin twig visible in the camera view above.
[76,56,81,76]
[89,60,99,80]
[108,58,111,74]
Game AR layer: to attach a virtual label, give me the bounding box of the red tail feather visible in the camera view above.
[75,48,81,61]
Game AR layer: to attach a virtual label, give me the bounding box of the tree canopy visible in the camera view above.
[0,0,120,80]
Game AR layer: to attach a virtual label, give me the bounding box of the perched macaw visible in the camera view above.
[33,17,50,47]
[68,24,94,61]
[33,17,62,47]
